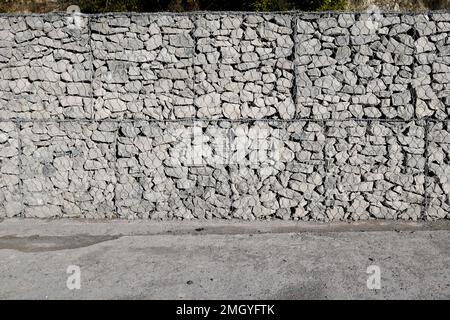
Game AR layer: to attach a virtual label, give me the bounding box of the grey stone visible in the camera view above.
[392,91,411,106]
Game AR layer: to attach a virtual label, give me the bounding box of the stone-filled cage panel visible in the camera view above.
[0,14,92,120]
[194,13,295,120]
[114,120,325,220]
[91,14,195,120]
[19,121,117,218]
[325,120,426,221]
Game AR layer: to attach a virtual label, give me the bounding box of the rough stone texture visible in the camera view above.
[19,121,116,218]
[0,121,20,217]
[0,13,449,120]
[0,13,449,220]
[295,13,418,119]
[413,13,450,120]
[115,121,325,220]
[4,117,447,221]
[427,121,450,219]
[91,15,195,120]
[326,120,426,221]
[194,14,294,119]
[0,15,92,119]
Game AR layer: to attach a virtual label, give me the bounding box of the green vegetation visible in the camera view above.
[75,0,347,12]
[1,0,448,13]
[0,0,348,13]
[244,0,347,11]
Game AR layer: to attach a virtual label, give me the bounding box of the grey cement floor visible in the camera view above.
[0,218,449,299]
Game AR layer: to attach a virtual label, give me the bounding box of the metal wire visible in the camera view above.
[0,11,449,220]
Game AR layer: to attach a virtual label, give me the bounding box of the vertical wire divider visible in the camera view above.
[422,117,430,221]
[281,118,288,219]
[410,10,419,123]
[87,14,95,121]
[191,11,197,126]
[15,119,25,218]
[322,118,328,221]
[71,128,79,219]
[113,120,119,219]
[292,13,298,120]
[418,11,433,221]
[322,12,331,221]
[191,11,198,213]
[324,11,330,220]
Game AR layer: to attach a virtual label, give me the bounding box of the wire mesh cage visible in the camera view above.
[0,12,449,220]
[0,14,92,120]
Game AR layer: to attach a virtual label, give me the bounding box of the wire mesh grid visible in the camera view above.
[0,11,449,220]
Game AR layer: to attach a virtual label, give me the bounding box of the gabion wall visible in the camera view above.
[0,12,449,221]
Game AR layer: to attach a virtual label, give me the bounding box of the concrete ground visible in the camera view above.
[0,218,449,299]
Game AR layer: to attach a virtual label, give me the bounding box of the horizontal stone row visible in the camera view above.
[1,119,448,220]
[296,12,450,120]
[0,13,449,120]
[0,14,92,119]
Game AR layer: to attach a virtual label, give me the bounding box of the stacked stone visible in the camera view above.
[19,121,116,218]
[0,14,92,119]
[296,13,418,119]
[413,13,450,120]
[325,120,426,220]
[194,14,295,120]
[0,12,449,220]
[115,121,325,220]
[427,121,450,219]
[91,14,195,120]
[1,12,449,123]
[0,122,20,217]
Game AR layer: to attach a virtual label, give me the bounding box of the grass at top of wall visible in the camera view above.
[1,0,348,14]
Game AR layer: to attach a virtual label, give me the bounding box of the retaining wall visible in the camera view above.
[0,12,449,220]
